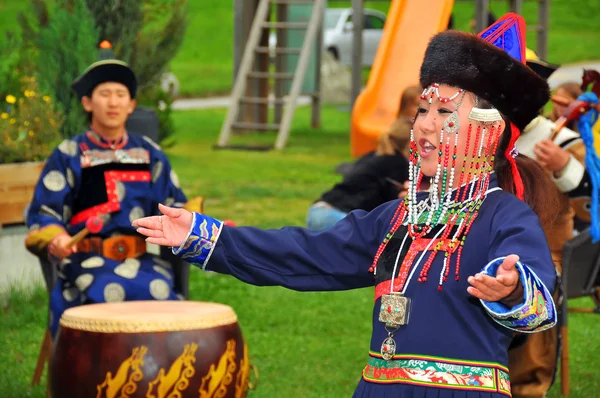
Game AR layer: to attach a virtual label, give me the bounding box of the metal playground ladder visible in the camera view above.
[217,0,325,150]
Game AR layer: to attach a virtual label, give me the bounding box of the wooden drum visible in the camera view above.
[50,301,254,398]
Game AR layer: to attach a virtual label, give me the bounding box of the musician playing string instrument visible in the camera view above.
[134,15,560,397]
[25,46,187,338]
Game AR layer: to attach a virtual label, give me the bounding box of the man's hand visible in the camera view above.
[48,232,77,260]
[467,254,523,307]
[533,139,570,173]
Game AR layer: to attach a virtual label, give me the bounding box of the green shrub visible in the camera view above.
[0,78,64,163]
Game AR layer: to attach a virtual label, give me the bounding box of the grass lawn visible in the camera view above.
[2,106,600,397]
[2,1,599,97]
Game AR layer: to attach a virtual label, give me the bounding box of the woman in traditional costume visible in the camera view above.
[134,14,559,397]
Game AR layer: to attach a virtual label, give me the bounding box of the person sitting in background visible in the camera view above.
[549,82,584,131]
[336,85,421,176]
[24,45,190,338]
[306,115,412,231]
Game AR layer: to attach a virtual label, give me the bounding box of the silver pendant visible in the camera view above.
[378,293,411,328]
[381,335,396,360]
[443,111,460,134]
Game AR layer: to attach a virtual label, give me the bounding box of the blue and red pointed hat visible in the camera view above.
[420,12,550,200]
[478,12,527,64]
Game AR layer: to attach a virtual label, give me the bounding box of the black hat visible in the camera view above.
[71,42,137,99]
[419,27,549,131]
[525,48,560,80]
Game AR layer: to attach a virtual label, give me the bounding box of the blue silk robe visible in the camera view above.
[27,131,187,337]
[173,175,556,397]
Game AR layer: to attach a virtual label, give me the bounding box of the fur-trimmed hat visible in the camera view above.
[419,30,549,131]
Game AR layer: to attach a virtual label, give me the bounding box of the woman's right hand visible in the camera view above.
[132,203,194,247]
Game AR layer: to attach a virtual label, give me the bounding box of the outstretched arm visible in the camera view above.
[471,199,557,333]
[134,202,397,291]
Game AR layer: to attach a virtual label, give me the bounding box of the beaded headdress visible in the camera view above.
[369,14,550,290]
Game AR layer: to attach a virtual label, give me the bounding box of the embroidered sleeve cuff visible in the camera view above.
[479,257,557,333]
[172,212,223,269]
[552,155,585,193]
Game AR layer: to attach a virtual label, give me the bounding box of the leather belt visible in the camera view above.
[77,235,146,262]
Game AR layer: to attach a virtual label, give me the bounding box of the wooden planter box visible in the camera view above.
[0,161,44,228]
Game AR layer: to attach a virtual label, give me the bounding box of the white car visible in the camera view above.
[269,8,386,67]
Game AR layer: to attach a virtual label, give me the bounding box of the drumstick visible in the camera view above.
[65,215,105,249]
[549,100,600,142]
[385,177,405,189]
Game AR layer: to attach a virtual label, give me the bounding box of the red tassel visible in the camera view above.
[507,123,525,200]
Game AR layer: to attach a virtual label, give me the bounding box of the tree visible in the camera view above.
[35,0,99,137]
[85,0,188,94]
[16,0,187,142]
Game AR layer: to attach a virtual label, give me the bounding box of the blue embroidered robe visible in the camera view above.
[174,175,556,397]
[27,131,187,337]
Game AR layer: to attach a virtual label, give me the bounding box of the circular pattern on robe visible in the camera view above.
[170,169,180,188]
[29,223,40,231]
[104,283,126,302]
[59,258,72,272]
[66,168,75,189]
[81,256,105,269]
[58,139,78,156]
[152,161,164,183]
[164,197,175,207]
[63,205,72,223]
[43,170,67,192]
[149,279,170,300]
[129,206,145,223]
[62,287,79,302]
[153,258,172,269]
[143,135,162,150]
[75,274,94,291]
[114,258,141,279]
[153,265,172,280]
[116,181,126,202]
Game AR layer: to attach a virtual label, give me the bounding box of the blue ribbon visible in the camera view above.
[576,92,600,242]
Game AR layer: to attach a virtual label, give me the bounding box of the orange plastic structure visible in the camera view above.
[350,0,455,157]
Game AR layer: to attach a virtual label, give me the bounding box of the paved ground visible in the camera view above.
[172,95,312,110]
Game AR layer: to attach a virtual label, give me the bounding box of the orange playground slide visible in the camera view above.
[350,0,455,157]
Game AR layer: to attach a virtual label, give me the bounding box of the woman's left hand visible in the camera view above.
[467,254,523,306]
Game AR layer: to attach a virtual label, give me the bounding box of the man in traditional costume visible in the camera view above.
[25,49,188,338]
[135,14,558,397]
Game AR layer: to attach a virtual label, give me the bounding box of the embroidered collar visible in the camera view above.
[86,129,129,150]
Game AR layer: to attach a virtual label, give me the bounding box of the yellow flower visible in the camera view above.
[9,118,16,124]
[28,131,34,137]
[24,121,30,127]
[5,95,16,104]
[0,113,8,119]
[42,96,51,103]
[24,90,36,98]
